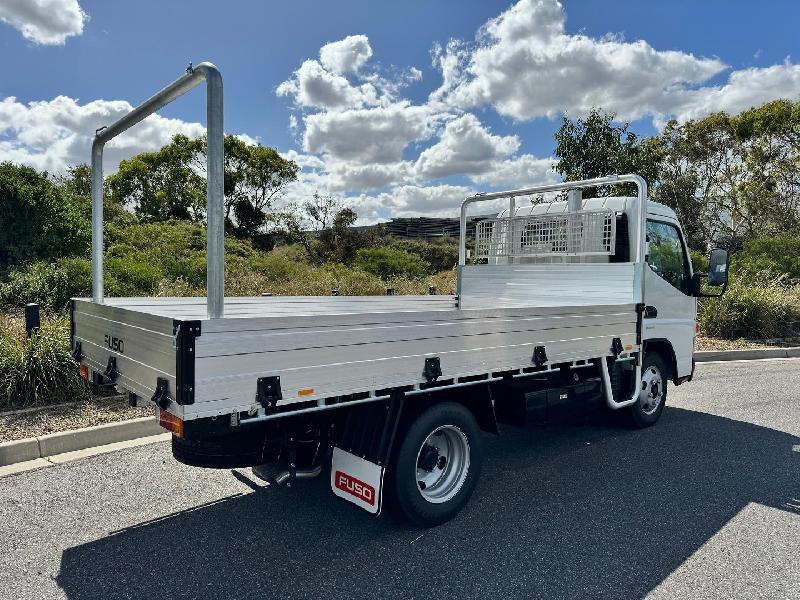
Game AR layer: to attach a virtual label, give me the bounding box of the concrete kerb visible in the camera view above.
[695,347,800,363]
[0,417,163,468]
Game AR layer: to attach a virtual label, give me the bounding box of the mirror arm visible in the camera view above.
[693,273,727,298]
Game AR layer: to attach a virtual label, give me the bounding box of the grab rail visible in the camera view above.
[90,62,225,318]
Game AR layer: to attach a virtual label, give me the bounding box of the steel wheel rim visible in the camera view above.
[639,365,664,415]
[415,425,470,504]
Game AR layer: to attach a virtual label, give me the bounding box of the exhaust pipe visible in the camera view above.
[274,464,323,486]
[252,463,323,486]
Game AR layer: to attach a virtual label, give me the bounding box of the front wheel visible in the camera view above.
[627,353,668,428]
[389,402,482,527]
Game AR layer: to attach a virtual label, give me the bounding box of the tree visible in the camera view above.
[279,193,364,264]
[0,163,90,272]
[554,109,661,197]
[61,164,92,199]
[731,100,800,238]
[107,134,299,236]
[108,134,205,221]
[219,136,299,236]
[652,101,800,250]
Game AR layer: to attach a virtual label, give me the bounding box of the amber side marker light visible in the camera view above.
[159,409,184,438]
[79,364,89,381]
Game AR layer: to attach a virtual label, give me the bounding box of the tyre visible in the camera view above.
[389,402,482,527]
[627,353,668,428]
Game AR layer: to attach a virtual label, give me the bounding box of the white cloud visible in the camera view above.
[319,34,373,74]
[470,153,557,189]
[415,113,519,179]
[665,60,800,124]
[324,160,415,192]
[436,0,727,123]
[0,0,87,45]
[281,149,326,171]
[276,59,379,110]
[0,95,255,174]
[302,102,440,164]
[354,184,475,221]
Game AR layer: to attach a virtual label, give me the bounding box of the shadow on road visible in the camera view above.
[56,407,799,599]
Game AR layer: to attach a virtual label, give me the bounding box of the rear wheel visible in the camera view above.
[389,402,482,527]
[627,353,668,428]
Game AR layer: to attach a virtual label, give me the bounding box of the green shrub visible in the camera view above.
[389,238,459,272]
[736,234,800,280]
[105,257,163,297]
[355,247,429,280]
[0,163,90,272]
[0,258,91,310]
[0,314,91,409]
[698,271,800,339]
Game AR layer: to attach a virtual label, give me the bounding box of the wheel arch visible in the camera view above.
[400,384,499,436]
[642,338,678,382]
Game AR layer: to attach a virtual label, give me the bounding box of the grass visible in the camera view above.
[0,312,91,410]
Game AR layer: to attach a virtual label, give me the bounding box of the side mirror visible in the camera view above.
[707,248,729,287]
[693,248,729,297]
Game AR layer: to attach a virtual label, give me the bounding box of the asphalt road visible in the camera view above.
[1,359,798,600]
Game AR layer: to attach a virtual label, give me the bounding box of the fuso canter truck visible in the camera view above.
[70,63,729,526]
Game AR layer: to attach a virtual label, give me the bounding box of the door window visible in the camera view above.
[646,221,690,294]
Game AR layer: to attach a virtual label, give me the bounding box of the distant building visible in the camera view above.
[361,215,496,239]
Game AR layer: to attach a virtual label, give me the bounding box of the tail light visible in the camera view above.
[159,409,184,438]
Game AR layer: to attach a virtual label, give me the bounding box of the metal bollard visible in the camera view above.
[25,303,40,337]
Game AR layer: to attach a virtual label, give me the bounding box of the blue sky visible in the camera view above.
[1,0,799,221]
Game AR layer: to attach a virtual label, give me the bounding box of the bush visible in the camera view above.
[0,313,91,409]
[355,247,429,280]
[736,234,800,280]
[0,163,90,272]
[389,238,459,272]
[0,258,91,310]
[698,271,800,339]
[105,257,163,297]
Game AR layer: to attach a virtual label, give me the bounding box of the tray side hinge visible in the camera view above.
[423,357,442,382]
[151,377,170,410]
[256,376,283,411]
[532,345,548,367]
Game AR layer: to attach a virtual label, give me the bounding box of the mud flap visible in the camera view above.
[331,447,384,515]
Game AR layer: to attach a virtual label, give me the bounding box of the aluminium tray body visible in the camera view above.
[72,264,640,421]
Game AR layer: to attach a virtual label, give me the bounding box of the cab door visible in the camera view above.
[642,219,696,378]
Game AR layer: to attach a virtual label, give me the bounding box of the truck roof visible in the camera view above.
[498,196,678,221]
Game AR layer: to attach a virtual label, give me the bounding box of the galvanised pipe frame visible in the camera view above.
[90,62,225,319]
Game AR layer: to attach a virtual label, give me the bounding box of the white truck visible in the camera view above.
[71,63,730,526]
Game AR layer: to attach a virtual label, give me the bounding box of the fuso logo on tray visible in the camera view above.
[335,471,375,505]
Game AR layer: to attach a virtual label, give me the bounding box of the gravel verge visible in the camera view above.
[0,397,151,443]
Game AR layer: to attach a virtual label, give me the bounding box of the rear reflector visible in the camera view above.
[159,410,184,438]
[79,364,89,381]
[298,388,315,396]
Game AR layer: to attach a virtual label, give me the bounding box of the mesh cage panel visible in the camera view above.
[474,209,617,259]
